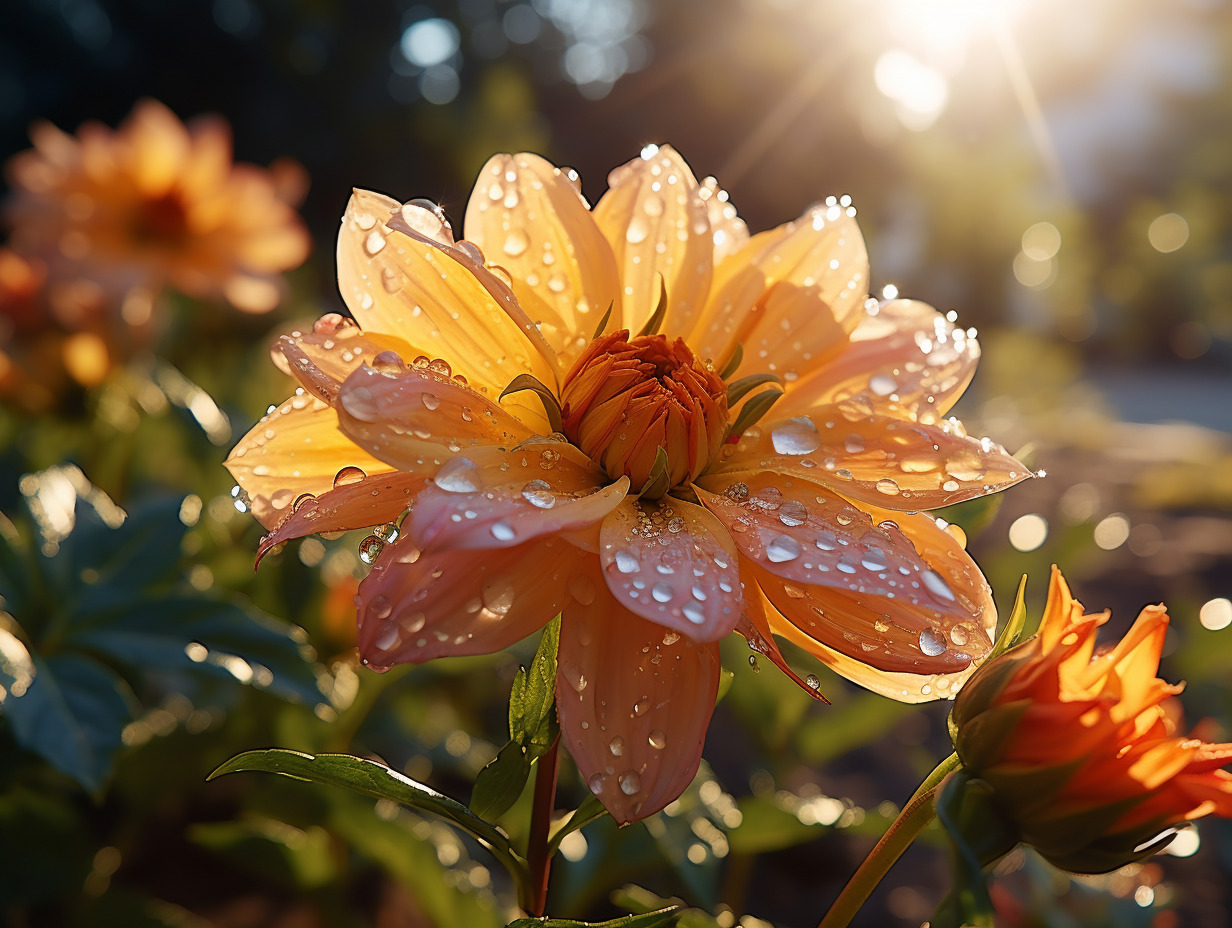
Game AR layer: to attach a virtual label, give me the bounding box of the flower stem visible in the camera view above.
[816,751,960,928]
[526,735,561,917]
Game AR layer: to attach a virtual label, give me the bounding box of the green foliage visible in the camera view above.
[506,906,679,928]
[0,488,324,792]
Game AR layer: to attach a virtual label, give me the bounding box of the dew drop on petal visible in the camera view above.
[651,582,673,603]
[648,730,667,749]
[421,393,440,411]
[490,520,516,542]
[433,457,479,493]
[778,500,808,527]
[588,773,605,795]
[869,374,897,396]
[724,482,750,501]
[359,535,384,565]
[922,569,956,602]
[521,479,556,509]
[771,417,821,455]
[615,549,640,573]
[333,466,367,488]
[503,229,529,257]
[875,477,900,496]
[683,601,705,624]
[919,627,947,657]
[766,535,802,563]
[805,673,821,691]
[844,434,866,454]
[619,771,642,795]
[609,736,625,757]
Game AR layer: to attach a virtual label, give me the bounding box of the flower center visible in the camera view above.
[134,190,190,244]
[559,331,728,496]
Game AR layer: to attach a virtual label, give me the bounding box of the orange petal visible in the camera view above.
[699,175,748,265]
[737,595,828,701]
[774,299,981,422]
[337,189,556,429]
[125,99,189,195]
[407,454,627,552]
[271,316,423,403]
[557,568,720,824]
[592,145,713,335]
[692,476,955,611]
[357,534,582,667]
[255,472,427,564]
[225,394,394,529]
[463,153,621,371]
[690,201,869,382]
[597,496,742,643]
[334,362,536,473]
[711,406,1032,510]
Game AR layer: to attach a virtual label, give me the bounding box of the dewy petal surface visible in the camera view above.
[691,201,869,383]
[334,362,535,474]
[337,189,555,429]
[775,299,981,421]
[225,395,394,529]
[357,533,582,666]
[598,496,741,643]
[712,408,1031,510]
[593,145,713,336]
[463,153,621,371]
[272,317,423,404]
[557,566,720,824]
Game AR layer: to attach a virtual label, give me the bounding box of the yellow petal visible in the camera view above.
[225,394,394,529]
[336,189,557,427]
[463,153,620,371]
[691,201,869,381]
[592,145,713,335]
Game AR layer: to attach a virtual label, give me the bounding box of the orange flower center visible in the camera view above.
[559,331,728,496]
[134,190,190,244]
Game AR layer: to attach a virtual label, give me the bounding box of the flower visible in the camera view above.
[226,145,1029,822]
[949,567,1232,872]
[5,99,310,314]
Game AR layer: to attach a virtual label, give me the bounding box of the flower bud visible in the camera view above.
[949,567,1232,873]
[559,331,727,495]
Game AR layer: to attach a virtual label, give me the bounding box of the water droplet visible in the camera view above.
[568,573,596,606]
[651,582,673,603]
[364,230,386,255]
[359,535,384,565]
[521,479,556,509]
[771,417,821,455]
[230,485,251,513]
[766,535,802,562]
[724,482,750,501]
[778,500,808,527]
[919,627,947,657]
[547,272,567,293]
[619,771,642,795]
[503,229,529,257]
[869,374,896,396]
[588,773,605,795]
[333,466,367,488]
[434,457,479,493]
[371,351,406,375]
[626,216,650,244]
[748,654,760,672]
[609,736,625,757]
[615,549,639,573]
[942,479,960,492]
[950,625,970,646]
[844,434,866,454]
[922,569,955,602]
[648,730,667,749]
[490,520,516,542]
[369,594,393,619]
[805,673,821,691]
[875,477,900,496]
[861,551,889,571]
[683,601,705,624]
[667,516,685,533]
[643,195,664,217]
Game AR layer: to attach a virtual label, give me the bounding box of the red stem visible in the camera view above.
[526,735,561,917]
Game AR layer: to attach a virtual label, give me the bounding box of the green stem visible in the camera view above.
[526,735,561,917]
[817,752,960,928]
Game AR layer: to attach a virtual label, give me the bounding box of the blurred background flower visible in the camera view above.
[0,0,1230,926]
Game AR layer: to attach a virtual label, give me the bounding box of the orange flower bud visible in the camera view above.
[559,331,727,495]
[949,567,1232,873]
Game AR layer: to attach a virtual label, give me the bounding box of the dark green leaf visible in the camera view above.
[3,652,136,792]
[500,375,564,433]
[638,448,672,500]
[510,616,561,758]
[592,301,614,339]
[636,277,669,337]
[725,374,779,407]
[208,749,524,876]
[470,739,532,821]
[548,793,609,855]
[506,905,679,928]
[932,772,1014,928]
[726,389,784,440]
[717,344,743,380]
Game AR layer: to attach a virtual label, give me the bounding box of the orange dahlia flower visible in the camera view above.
[950,567,1232,872]
[226,145,1029,822]
[5,99,309,314]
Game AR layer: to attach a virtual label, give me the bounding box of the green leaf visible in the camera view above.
[3,652,136,793]
[725,374,779,407]
[510,616,561,757]
[636,277,668,337]
[208,749,525,880]
[69,594,323,705]
[993,574,1031,657]
[500,374,565,433]
[506,906,679,928]
[726,389,783,440]
[717,344,743,380]
[932,771,1015,928]
[592,301,615,339]
[547,793,609,855]
[189,818,335,889]
[470,739,532,821]
[60,496,188,603]
[638,448,672,500]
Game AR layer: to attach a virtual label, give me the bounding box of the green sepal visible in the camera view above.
[636,277,669,338]
[726,389,784,440]
[717,343,743,380]
[592,301,615,339]
[725,373,779,407]
[500,375,565,433]
[932,770,1018,928]
[547,793,609,856]
[638,448,672,500]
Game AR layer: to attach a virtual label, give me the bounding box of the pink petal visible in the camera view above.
[224,394,394,530]
[690,202,869,381]
[592,145,713,336]
[463,153,621,371]
[774,299,981,421]
[357,534,583,667]
[334,362,536,472]
[337,189,557,429]
[597,496,741,643]
[711,406,1032,510]
[408,451,628,551]
[557,569,720,824]
[256,472,427,564]
[693,474,955,612]
[271,316,422,404]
